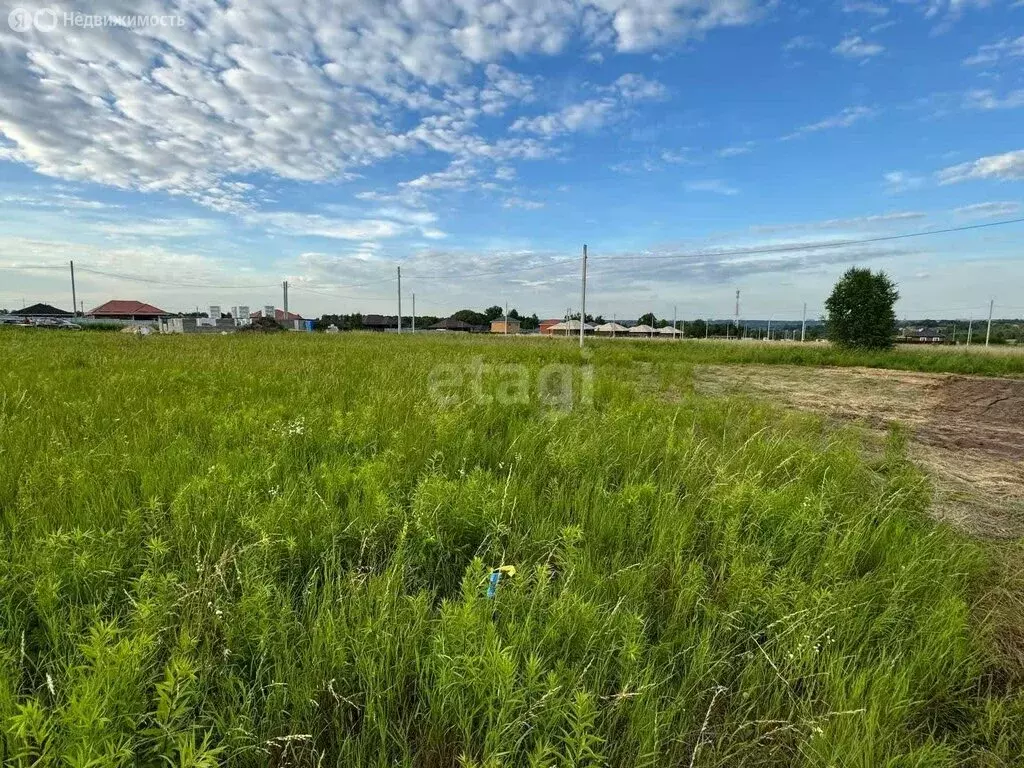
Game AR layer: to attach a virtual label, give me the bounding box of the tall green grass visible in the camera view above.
[0,330,1021,766]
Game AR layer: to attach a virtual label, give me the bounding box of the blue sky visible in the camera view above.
[1,0,1022,320]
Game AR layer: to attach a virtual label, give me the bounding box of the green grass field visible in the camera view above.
[1,330,1022,766]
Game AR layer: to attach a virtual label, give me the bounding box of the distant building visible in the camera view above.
[539,319,563,336]
[899,327,944,344]
[429,317,476,332]
[361,314,396,332]
[249,307,309,331]
[13,303,72,317]
[490,316,521,334]
[159,317,239,334]
[252,307,303,322]
[87,300,168,320]
[547,319,595,335]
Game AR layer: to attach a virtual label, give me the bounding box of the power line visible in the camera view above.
[586,216,1024,262]
[288,286,395,302]
[403,260,581,280]
[2,215,1022,305]
[69,265,281,290]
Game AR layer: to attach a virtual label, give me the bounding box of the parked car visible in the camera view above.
[31,318,81,329]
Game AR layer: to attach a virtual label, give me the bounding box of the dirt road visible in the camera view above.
[694,365,1024,538]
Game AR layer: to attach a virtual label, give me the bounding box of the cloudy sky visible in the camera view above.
[1,0,1022,321]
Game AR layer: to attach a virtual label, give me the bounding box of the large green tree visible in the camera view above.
[452,309,489,326]
[825,267,899,349]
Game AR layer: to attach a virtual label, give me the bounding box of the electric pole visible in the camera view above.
[397,266,402,333]
[735,289,740,330]
[505,301,509,336]
[579,244,587,349]
[801,303,807,342]
[673,305,678,341]
[70,260,77,317]
[412,293,416,333]
[986,299,993,347]
[282,280,288,320]
[967,318,973,347]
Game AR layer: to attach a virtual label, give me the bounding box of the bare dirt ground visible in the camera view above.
[694,365,1024,539]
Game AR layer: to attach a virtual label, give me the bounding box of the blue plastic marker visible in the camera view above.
[487,570,502,599]
[486,565,516,599]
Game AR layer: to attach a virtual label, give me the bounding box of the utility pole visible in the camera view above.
[504,301,509,336]
[705,319,709,339]
[70,260,77,317]
[967,318,973,347]
[579,244,587,349]
[801,303,807,342]
[397,266,402,333]
[952,322,956,346]
[766,317,772,341]
[986,299,994,347]
[735,289,740,331]
[612,313,616,339]
[673,305,678,341]
[412,293,416,333]
[282,280,289,320]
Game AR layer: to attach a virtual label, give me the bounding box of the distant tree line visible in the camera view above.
[312,306,542,331]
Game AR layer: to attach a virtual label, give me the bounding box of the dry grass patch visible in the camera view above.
[693,364,1024,539]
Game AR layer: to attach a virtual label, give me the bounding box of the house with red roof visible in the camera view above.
[250,307,303,322]
[87,300,168,320]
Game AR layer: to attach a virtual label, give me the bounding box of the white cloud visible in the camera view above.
[717,142,756,157]
[963,89,1024,110]
[938,150,1024,183]
[833,36,885,59]
[784,106,877,140]
[842,1,890,15]
[590,0,767,52]
[93,219,220,238]
[510,99,617,137]
[820,211,927,227]
[399,161,478,192]
[0,0,767,214]
[884,170,926,194]
[502,197,546,210]
[511,72,665,138]
[749,211,927,236]
[0,193,119,210]
[254,207,446,241]
[783,35,818,52]
[686,179,738,195]
[953,201,1022,218]
[962,35,1024,66]
[660,149,692,164]
[609,73,668,101]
